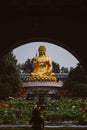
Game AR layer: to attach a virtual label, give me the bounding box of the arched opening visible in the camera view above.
[0,39,87,126]
[2,38,84,70]
[13,40,80,103]
[13,41,79,70]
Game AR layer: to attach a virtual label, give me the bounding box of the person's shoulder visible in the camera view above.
[40,115,44,119]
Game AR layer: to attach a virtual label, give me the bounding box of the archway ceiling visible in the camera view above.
[0,0,87,71]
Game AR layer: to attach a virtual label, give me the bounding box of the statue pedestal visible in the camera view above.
[23,81,63,107]
[23,81,63,87]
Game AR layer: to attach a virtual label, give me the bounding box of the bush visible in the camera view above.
[74,84,87,97]
[0,83,13,99]
[0,98,87,125]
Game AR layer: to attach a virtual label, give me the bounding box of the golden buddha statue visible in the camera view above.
[29,45,56,82]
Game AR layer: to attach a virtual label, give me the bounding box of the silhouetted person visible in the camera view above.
[29,108,44,130]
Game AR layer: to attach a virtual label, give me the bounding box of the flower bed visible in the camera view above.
[0,98,87,125]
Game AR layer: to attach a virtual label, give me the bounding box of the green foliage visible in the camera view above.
[0,83,13,99]
[0,52,23,99]
[60,67,69,73]
[69,64,86,83]
[0,98,87,125]
[63,64,87,98]
[18,59,33,73]
[52,61,60,73]
[73,84,87,97]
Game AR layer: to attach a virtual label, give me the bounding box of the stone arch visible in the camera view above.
[0,0,87,74]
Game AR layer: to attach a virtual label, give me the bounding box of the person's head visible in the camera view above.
[32,108,40,116]
[38,45,46,56]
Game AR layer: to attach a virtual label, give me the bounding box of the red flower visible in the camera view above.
[1,103,8,107]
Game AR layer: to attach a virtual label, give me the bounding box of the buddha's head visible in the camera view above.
[38,45,46,56]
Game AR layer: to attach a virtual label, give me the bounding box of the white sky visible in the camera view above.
[13,42,79,69]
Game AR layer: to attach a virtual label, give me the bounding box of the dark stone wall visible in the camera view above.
[0,0,87,72]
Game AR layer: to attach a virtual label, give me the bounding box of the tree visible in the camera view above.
[52,61,60,73]
[18,58,33,73]
[0,51,23,99]
[63,64,87,97]
[69,64,86,83]
[60,67,69,73]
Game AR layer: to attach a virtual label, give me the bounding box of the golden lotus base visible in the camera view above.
[29,75,56,82]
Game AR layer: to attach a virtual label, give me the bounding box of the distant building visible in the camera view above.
[55,73,69,81]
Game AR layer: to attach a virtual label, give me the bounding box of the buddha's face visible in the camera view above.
[39,49,45,56]
[38,46,46,56]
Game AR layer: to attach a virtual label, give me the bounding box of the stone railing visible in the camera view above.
[23,81,63,87]
[0,125,87,130]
